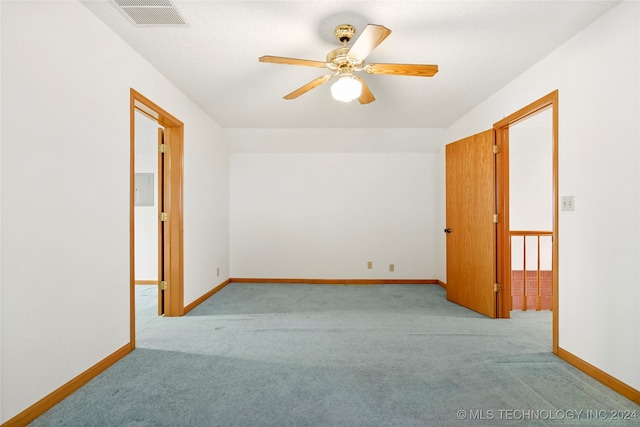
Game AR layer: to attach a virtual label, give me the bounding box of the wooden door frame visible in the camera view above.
[493,90,559,353]
[130,89,184,347]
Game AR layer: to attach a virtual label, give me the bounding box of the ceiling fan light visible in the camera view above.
[331,76,362,102]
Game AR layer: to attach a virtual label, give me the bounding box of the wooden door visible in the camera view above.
[445,129,497,318]
[157,128,166,315]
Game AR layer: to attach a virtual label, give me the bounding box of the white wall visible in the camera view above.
[443,1,639,391]
[183,109,230,305]
[0,1,229,422]
[229,128,443,280]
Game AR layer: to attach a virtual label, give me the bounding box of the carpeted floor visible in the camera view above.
[29,284,639,426]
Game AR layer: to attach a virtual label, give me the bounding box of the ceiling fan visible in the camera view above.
[259,24,438,104]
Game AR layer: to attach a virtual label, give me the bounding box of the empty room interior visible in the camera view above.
[1,1,639,425]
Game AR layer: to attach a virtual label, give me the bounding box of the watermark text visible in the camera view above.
[456,408,637,422]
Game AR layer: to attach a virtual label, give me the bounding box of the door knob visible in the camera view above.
[444,228,451,234]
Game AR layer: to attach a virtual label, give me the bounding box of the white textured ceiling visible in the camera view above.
[82,0,620,128]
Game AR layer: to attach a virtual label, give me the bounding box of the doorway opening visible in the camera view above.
[134,110,163,330]
[130,89,185,348]
[507,108,554,312]
[494,90,559,353]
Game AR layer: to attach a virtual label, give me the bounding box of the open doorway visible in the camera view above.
[134,110,163,328]
[130,89,185,348]
[508,108,553,312]
[494,90,559,353]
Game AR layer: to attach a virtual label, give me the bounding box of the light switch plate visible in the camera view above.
[561,195,575,211]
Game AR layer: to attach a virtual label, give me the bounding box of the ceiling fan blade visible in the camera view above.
[259,55,327,68]
[354,76,375,104]
[283,75,333,100]
[366,63,439,77]
[347,24,391,62]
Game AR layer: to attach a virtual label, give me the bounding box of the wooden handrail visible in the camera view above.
[510,230,552,236]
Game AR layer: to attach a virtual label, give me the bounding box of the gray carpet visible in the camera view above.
[30,284,639,426]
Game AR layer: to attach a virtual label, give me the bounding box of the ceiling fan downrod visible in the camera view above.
[334,24,356,44]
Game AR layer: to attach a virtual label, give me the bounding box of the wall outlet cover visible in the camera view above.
[561,195,575,211]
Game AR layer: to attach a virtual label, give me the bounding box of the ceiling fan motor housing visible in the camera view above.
[326,47,352,66]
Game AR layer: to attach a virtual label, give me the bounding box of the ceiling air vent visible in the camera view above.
[113,0,187,26]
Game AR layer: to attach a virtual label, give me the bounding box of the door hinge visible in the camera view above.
[493,213,500,224]
[159,212,168,222]
[159,281,168,291]
[159,144,168,153]
[493,145,501,154]
[494,283,502,292]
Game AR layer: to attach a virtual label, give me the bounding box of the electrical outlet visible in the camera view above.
[389,264,395,272]
[217,267,220,277]
[367,261,373,269]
